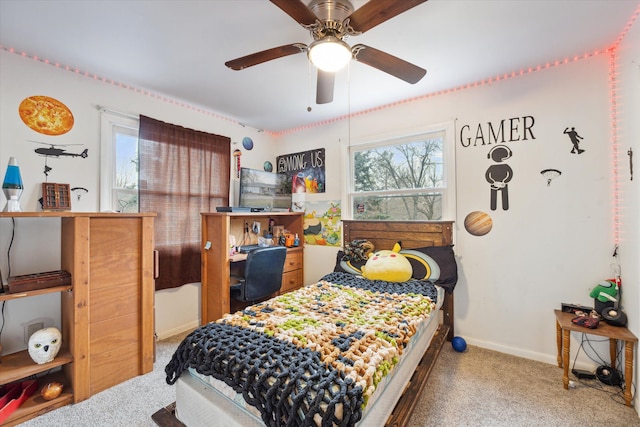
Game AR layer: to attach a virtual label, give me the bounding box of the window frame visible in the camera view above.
[99,110,139,212]
[345,121,456,221]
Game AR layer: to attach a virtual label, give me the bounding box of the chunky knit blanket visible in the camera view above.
[165,272,438,427]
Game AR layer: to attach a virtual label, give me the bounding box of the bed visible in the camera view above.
[155,220,456,427]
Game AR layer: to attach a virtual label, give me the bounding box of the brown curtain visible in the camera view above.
[138,115,230,291]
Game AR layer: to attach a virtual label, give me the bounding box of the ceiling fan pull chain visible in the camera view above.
[307,60,313,112]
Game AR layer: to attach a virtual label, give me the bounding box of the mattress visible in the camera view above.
[174,285,445,427]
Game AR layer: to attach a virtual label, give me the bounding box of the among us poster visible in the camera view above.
[276,148,326,194]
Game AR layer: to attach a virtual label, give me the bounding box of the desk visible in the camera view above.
[554,309,637,406]
[201,211,304,324]
[230,253,248,262]
[230,249,302,293]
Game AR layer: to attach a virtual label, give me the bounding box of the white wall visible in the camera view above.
[1,16,638,407]
[0,51,276,349]
[276,46,639,379]
[616,6,640,409]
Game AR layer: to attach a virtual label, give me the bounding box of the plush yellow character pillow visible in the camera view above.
[361,242,413,282]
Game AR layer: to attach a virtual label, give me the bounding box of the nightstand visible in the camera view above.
[554,309,637,406]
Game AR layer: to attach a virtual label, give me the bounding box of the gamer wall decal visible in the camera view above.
[485,145,513,211]
[459,115,537,214]
[563,126,585,154]
[458,115,535,148]
[541,168,562,186]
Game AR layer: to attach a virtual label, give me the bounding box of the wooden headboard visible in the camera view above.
[342,220,453,250]
[342,220,455,340]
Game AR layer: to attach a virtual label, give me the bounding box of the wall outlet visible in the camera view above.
[25,322,44,344]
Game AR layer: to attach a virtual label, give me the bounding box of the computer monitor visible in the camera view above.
[238,167,291,211]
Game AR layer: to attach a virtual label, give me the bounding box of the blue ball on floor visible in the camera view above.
[452,336,467,352]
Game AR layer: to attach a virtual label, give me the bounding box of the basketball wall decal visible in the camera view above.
[464,211,493,236]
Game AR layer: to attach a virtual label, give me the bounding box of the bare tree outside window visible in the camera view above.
[114,128,139,212]
[351,132,446,220]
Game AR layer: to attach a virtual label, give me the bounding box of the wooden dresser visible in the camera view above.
[280,247,303,294]
[0,212,155,425]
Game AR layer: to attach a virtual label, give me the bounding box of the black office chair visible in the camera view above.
[230,246,287,302]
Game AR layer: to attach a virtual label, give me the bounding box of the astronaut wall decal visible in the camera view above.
[485,145,513,211]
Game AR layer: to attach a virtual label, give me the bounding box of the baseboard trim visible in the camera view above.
[156,321,200,340]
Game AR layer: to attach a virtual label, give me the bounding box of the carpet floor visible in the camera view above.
[18,331,640,426]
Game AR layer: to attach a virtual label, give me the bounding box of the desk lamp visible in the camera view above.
[2,157,24,212]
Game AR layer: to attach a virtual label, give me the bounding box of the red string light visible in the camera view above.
[0,45,240,127]
[607,3,639,246]
[609,48,620,246]
[1,3,638,140]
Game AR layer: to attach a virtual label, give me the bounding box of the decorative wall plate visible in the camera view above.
[18,95,74,135]
[242,136,254,150]
[464,210,493,236]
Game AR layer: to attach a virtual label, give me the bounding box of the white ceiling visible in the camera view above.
[1,0,638,133]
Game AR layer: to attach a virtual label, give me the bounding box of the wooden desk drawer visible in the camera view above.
[281,269,302,293]
[283,250,302,272]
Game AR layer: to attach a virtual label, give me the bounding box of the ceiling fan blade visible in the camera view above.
[270,0,318,27]
[352,44,426,84]
[347,0,428,34]
[225,44,306,70]
[316,70,335,104]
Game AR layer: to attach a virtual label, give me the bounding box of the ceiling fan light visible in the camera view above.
[308,37,351,72]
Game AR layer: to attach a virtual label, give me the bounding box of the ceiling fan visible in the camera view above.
[225,0,428,104]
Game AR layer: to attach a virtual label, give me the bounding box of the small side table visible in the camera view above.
[555,309,637,406]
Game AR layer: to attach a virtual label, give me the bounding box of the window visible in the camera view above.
[100,111,139,212]
[138,115,230,290]
[100,112,231,291]
[348,124,455,221]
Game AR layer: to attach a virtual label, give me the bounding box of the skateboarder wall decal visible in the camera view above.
[563,127,585,154]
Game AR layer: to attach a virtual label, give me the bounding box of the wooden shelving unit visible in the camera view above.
[0,285,72,301]
[0,346,73,385]
[0,285,74,426]
[1,371,72,427]
[0,212,156,425]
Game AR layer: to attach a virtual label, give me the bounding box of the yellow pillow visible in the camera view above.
[361,243,412,283]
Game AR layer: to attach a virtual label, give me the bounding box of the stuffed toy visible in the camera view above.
[590,279,618,303]
[361,242,412,283]
[342,239,375,263]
